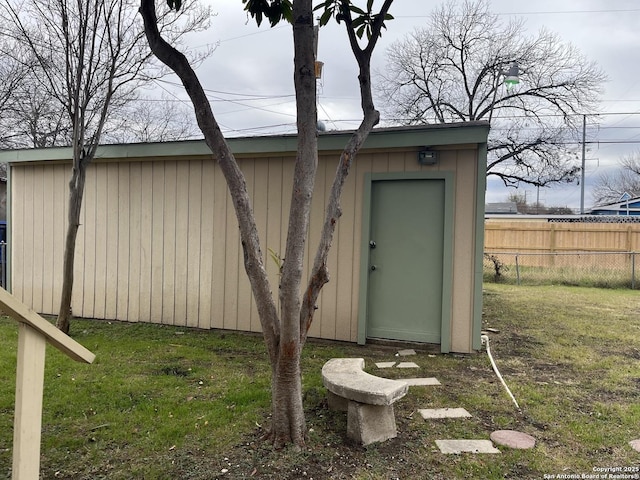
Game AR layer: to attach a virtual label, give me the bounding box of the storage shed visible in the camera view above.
[3,123,489,353]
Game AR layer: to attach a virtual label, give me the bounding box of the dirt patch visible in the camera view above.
[169,424,427,480]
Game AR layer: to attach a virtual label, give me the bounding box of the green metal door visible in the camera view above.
[366,179,445,343]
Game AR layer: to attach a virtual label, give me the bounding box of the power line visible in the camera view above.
[395,8,640,19]
[152,78,297,119]
[218,25,288,44]
[495,8,640,16]
[596,126,640,129]
[154,78,294,101]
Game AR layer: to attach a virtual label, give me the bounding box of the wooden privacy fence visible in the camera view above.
[484,220,640,254]
[0,287,95,480]
[484,220,640,288]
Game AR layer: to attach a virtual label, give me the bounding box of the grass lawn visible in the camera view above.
[1,284,640,479]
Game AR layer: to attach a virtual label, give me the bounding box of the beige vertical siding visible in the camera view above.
[11,144,481,349]
[447,149,478,352]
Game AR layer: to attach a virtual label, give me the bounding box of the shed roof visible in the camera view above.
[0,123,490,164]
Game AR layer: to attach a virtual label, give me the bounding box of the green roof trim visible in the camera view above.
[0,122,490,164]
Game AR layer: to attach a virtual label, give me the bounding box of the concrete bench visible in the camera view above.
[322,358,408,445]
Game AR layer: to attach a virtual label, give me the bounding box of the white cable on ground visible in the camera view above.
[481,334,521,412]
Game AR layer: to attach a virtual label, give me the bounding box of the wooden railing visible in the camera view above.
[0,288,95,480]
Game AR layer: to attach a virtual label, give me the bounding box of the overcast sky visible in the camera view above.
[160,0,640,211]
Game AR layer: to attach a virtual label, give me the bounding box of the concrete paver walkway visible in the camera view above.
[375,361,397,368]
[396,361,419,368]
[372,351,535,456]
[401,377,440,386]
[419,407,471,419]
[435,439,500,454]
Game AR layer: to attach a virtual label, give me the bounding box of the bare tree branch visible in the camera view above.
[592,151,640,205]
[377,0,605,187]
[0,0,211,333]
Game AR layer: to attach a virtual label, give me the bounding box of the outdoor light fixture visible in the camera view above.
[417,148,438,165]
[502,61,520,88]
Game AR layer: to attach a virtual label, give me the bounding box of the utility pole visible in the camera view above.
[580,114,586,214]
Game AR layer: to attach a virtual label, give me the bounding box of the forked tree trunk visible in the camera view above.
[140,0,314,447]
[56,163,87,335]
[140,0,392,449]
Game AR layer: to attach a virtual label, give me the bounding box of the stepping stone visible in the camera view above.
[401,377,441,386]
[630,439,640,452]
[397,349,416,356]
[490,430,536,449]
[419,408,471,419]
[375,362,396,368]
[396,362,419,368]
[435,439,500,454]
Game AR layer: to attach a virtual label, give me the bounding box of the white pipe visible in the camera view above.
[481,334,521,412]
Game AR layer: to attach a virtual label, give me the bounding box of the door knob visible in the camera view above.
[369,240,376,249]
[370,265,377,271]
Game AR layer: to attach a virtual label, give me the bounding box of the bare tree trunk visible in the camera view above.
[140,0,392,449]
[265,0,317,447]
[269,342,305,448]
[56,162,87,334]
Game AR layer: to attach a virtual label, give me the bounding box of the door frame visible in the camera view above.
[357,171,455,353]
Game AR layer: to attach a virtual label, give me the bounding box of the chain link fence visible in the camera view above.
[483,251,638,289]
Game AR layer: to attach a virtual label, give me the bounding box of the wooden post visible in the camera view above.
[13,323,47,480]
[0,287,95,480]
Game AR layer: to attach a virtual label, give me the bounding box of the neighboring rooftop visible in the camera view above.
[485,202,518,214]
[589,195,640,217]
